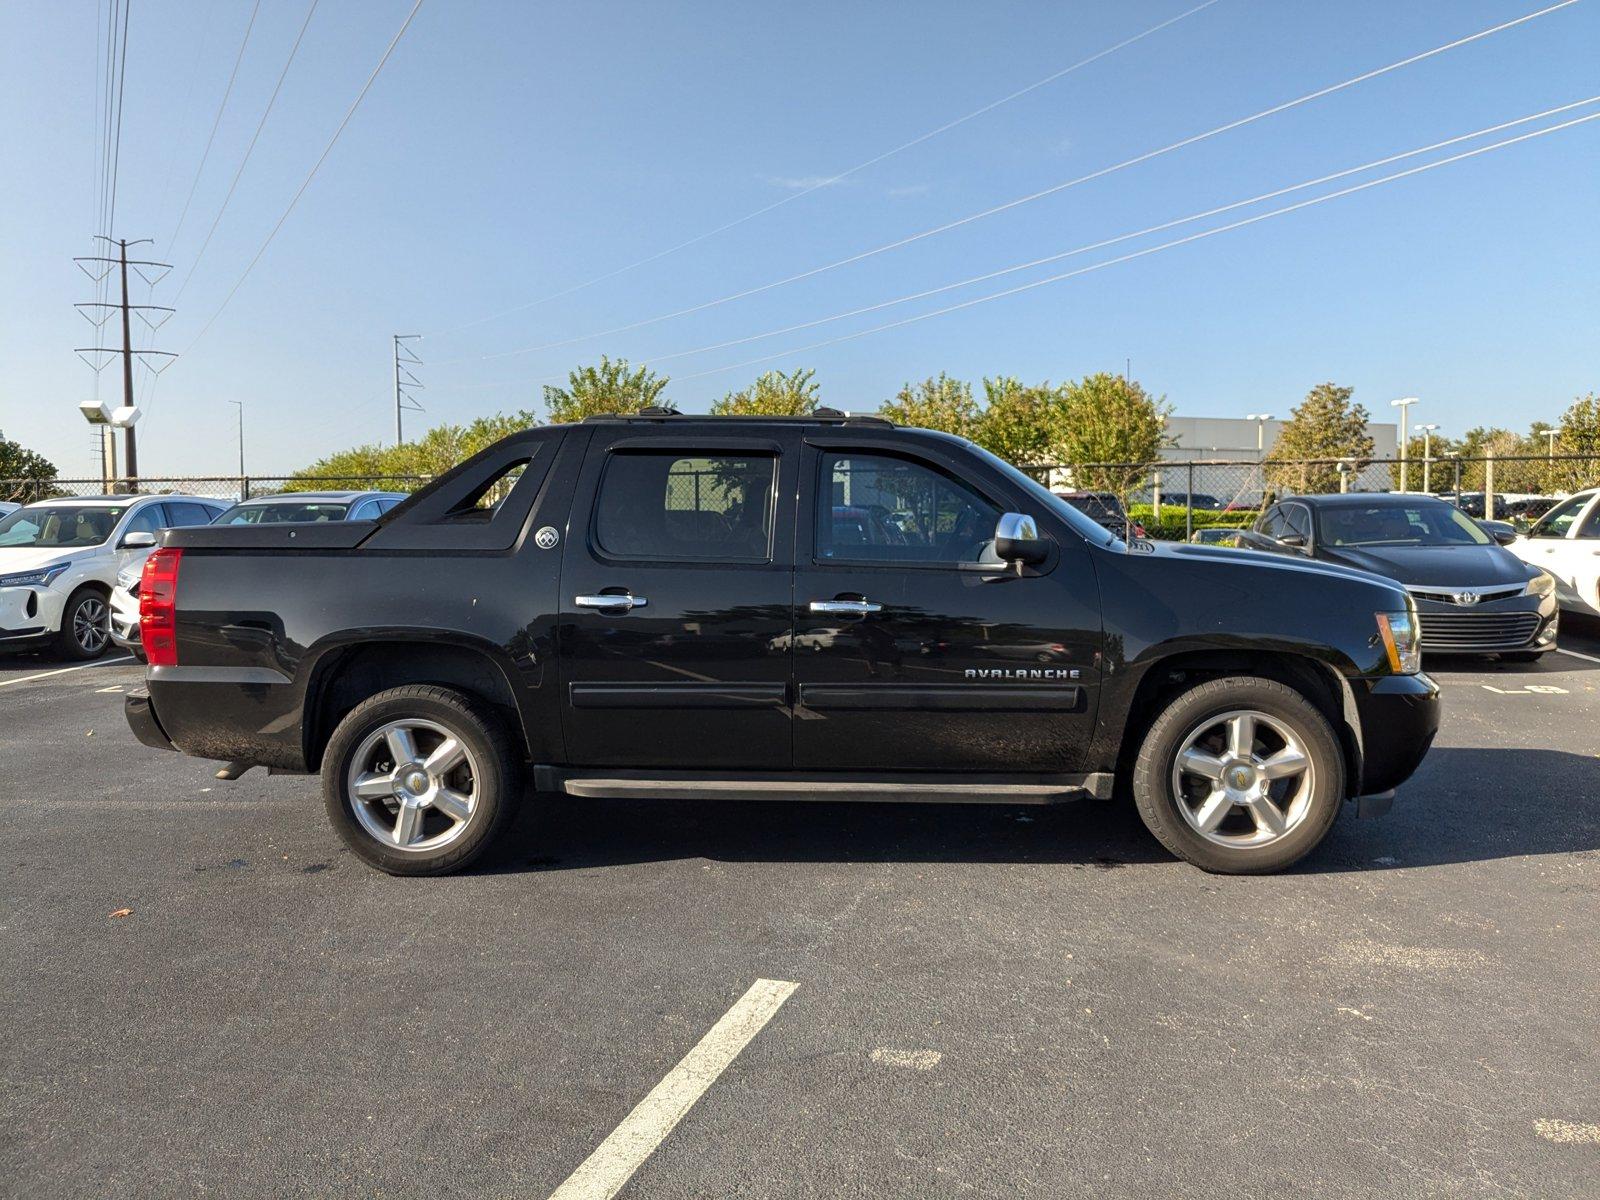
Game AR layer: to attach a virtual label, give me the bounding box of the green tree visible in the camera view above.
[710,368,820,416]
[287,411,536,491]
[973,376,1061,467]
[0,431,59,502]
[1389,430,1460,492]
[1265,383,1375,495]
[1549,393,1600,492]
[1054,373,1170,496]
[878,373,980,437]
[543,356,669,423]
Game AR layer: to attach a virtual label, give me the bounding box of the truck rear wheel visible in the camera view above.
[1132,676,1344,874]
[321,684,521,875]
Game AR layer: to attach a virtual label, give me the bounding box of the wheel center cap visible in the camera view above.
[402,769,429,795]
[1226,764,1255,790]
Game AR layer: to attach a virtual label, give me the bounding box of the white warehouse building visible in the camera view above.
[1156,415,1401,500]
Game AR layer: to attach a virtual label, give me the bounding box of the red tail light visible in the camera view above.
[139,547,183,667]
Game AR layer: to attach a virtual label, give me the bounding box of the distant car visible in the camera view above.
[1240,493,1558,660]
[1053,491,1144,538]
[1511,488,1600,617]
[1454,492,1513,520]
[1190,527,1243,547]
[212,490,408,525]
[1160,492,1226,511]
[0,494,228,659]
[0,501,19,520]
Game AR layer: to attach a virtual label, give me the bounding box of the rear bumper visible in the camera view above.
[1351,672,1441,795]
[125,687,176,752]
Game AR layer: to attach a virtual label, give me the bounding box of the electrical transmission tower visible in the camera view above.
[393,334,423,444]
[74,236,176,478]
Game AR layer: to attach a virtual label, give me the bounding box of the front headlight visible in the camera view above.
[116,569,139,591]
[0,561,71,588]
[1375,609,1421,674]
[1524,571,1555,598]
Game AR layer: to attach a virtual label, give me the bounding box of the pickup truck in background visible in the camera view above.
[125,410,1440,876]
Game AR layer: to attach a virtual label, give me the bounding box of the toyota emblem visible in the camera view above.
[1452,591,1479,606]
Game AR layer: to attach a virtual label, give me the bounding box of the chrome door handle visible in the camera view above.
[575,593,647,611]
[809,599,882,615]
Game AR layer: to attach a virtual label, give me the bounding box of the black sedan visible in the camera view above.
[1239,494,1559,660]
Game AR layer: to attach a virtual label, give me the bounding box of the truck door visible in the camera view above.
[558,428,798,769]
[791,439,1101,772]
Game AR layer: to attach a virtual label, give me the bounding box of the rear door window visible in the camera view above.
[594,452,776,561]
[165,501,217,527]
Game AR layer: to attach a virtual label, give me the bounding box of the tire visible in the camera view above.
[55,586,111,661]
[1132,675,1345,875]
[321,684,521,876]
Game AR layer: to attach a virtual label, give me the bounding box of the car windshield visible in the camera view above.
[1527,492,1593,538]
[963,443,1122,548]
[1318,502,1490,547]
[0,505,125,548]
[216,501,353,524]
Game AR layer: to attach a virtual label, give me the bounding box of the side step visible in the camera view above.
[546,771,1114,805]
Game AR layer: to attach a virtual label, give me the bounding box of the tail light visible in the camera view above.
[139,547,183,667]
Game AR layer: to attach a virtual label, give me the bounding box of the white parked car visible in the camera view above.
[1511,487,1600,617]
[0,494,228,659]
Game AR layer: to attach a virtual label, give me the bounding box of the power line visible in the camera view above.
[544,96,1599,376]
[663,110,1600,385]
[106,0,130,238]
[166,0,263,252]
[174,0,321,300]
[427,0,1227,339]
[181,0,428,357]
[446,0,1581,367]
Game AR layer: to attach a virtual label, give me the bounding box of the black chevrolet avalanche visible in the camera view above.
[125,412,1440,876]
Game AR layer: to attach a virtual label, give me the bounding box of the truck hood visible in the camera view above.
[1136,539,1403,594]
[1317,543,1533,587]
[0,547,86,576]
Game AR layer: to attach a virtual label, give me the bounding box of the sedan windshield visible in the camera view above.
[0,505,125,548]
[1318,502,1490,547]
[216,501,353,524]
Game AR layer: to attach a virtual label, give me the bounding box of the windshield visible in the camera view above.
[0,505,125,548]
[963,443,1122,548]
[1528,492,1593,539]
[1318,501,1490,547]
[216,501,353,524]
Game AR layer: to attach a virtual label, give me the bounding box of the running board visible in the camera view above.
[546,771,1114,805]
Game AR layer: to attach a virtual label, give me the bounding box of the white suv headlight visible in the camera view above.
[0,562,71,588]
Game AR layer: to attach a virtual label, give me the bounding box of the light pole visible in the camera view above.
[1246,413,1273,505]
[1414,423,1438,493]
[229,401,245,493]
[1541,428,1559,458]
[1390,397,1418,491]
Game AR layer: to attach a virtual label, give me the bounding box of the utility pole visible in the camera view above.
[393,334,423,445]
[74,236,175,481]
[1390,397,1418,492]
[1415,423,1438,493]
[230,400,245,478]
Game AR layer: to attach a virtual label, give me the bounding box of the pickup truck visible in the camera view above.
[125,410,1440,876]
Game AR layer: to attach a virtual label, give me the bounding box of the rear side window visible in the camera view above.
[165,501,217,527]
[817,452,999,565]
[594,452,775,561]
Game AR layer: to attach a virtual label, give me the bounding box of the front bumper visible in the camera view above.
[0,584,68,644]
[109,587,141,651]
[1350,672,1441,796]
[1414,592,1557,654]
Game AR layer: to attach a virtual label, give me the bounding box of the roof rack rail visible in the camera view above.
[579,409,895,427]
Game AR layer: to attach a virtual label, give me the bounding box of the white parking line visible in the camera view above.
[1555,646,1600,665]
[0,656,134,688]
[548,978,798,1200]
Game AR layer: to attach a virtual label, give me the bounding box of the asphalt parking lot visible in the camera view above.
[4,632,1599,1199]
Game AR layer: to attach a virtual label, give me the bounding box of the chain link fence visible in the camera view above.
[1016,453,1600,540]
[0,475,431,505]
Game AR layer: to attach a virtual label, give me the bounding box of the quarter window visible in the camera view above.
[816,453,999,565]
[594,452,775,560]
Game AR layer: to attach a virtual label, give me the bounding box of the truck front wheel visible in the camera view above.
[321,684,521,875]
[1132,676,1345,874]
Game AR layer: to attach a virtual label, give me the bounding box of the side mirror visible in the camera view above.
[1479,520,1518,546]
[120,530,156,549]
[1278,533,1306,550]
[995,512,1048,564]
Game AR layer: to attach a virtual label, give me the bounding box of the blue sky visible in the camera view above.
[2,0,1597,478]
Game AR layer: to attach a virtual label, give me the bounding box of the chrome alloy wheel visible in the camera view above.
[73,596,110,654]
[1170,709,1315,848]
[346,718,481,852]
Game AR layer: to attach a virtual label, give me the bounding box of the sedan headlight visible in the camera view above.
[0,561,71,588]
[1524,571,1555,598]
[1375,610,1421,675]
